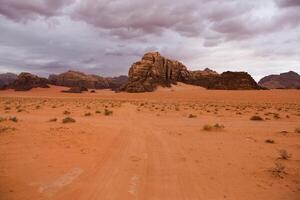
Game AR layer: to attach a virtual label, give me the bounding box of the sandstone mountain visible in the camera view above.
[258,71,300,89]
[11,72,49,91]
[49,71,127,91]
[0,73,18,89]
[121,52,262,92]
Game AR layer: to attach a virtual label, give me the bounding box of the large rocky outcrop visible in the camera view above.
[121,52,262,92]
[258,71,300,89]
[49,71,127,91]
[0,73,18,89]
[11,72,49,91]
[121,52,190,92]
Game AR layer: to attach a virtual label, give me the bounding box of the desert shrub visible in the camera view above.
[203,123,224,131]
[95,110,101,114]
[4,106,11,110]
[271,163,286,178]
[62,117,76,123]
[188,114,197,118]
[104,109,113,116]
[250,115,264,121]
[90,90,96,93]
[278,149,290,160]
[49,118,57,122]
[265,139,275,144]
[85,112,92,117]
[295,127,300,133]
[9,116,18,123]
[63,110,71,115]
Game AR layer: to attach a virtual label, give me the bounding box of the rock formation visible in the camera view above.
[49,71,127,91]
[0,73,18,89]
[122,52,262,92]
[258,71,300,89]
[121,52,190,92]
[11,72,49,91]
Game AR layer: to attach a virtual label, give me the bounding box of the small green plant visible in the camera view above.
[62,117,76,123]
[104,109,113,116]
[250,115,264,121]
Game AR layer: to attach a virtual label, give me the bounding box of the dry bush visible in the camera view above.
[271,163,286,178]
[104,109,113,116]
[63,110,71,115]
[95,110,101,114]
[265,139,275,144]
[62,117,76,123]
[188,114,197,118]
[278,149,290,160]
[9,116,18,123]
[203,123,225,131]
[85,112,92,117]
[250,115,264,121]
[295,127,300,133]
[48,118,57,122]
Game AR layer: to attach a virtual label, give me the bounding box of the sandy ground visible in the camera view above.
[0,83,300,200]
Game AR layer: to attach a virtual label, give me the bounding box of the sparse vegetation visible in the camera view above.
[62,117,76,123]
[9,116,18,123]
[63,110,71,115]
[48,118,57,122]
[271,163,286,178]
[188,114,197,118]
[278,149,290,160]
[265,139,275,144]
[203,123,225,131]
[104,109,113,116]
[250,115,264,121]
[95,110,101,114]
[85,112,92,116]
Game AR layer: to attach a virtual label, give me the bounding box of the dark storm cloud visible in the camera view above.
[0,0,75,22]
[276,0,300,7]
[0,0,299,80]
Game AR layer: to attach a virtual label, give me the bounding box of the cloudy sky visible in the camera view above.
[0,0,299,80]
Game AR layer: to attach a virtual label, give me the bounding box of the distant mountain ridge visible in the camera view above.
[0,73,18,89]
[258,71,300,89]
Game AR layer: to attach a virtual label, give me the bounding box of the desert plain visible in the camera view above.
[0,83,300,200]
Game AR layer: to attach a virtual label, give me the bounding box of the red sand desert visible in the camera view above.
[0,84,300,200]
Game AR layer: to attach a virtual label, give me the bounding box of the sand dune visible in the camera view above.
[0,86,300,200]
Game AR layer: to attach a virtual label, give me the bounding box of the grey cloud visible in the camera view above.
[0,0,75,21]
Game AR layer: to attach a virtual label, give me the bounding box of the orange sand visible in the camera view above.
[0,83,300,200]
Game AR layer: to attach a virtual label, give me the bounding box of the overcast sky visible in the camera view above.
[0,0,299,80]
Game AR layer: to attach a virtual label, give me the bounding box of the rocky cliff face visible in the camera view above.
[0,73,18,89]
[121,52,190,92]
[11,72,49,91]
[122,52,262,92]
[49,71,127,91]
[258,71,300,89]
